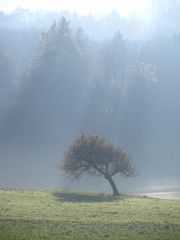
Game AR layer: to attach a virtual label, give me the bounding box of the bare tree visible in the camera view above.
[59,133,136,196]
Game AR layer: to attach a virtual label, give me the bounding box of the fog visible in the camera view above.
[0,0,180,197]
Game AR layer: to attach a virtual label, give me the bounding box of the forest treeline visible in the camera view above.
[0,1,180,186]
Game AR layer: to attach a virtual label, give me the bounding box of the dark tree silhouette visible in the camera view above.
[59,133,136,196]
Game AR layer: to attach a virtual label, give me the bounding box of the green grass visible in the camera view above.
[0,189,180,240]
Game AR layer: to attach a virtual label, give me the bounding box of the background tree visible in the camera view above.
[4,17,91,145]
[0,46,19,132]
[60,133,136,196]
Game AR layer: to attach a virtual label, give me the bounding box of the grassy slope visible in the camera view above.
[0,189,180,240]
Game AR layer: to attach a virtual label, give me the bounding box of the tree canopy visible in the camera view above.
[60,133,136,196]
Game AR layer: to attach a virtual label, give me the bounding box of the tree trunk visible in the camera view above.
[105,175,120,196]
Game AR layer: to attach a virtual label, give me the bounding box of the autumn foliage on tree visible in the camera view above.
[60,133,136,196]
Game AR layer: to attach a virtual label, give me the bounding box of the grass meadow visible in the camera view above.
[0,189,180,240]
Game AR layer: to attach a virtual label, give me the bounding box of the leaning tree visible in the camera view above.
[59,133,136,196]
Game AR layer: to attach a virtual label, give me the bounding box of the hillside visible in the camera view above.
[0,189,180,240]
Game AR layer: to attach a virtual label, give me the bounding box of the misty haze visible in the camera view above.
[0,1,180,197]
[0,1,180,240]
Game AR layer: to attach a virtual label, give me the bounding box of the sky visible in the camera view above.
[0,0,151,16]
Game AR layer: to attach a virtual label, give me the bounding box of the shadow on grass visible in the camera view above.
[53,191,123,202]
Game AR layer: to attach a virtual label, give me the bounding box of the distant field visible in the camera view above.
[0,189,180,240]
